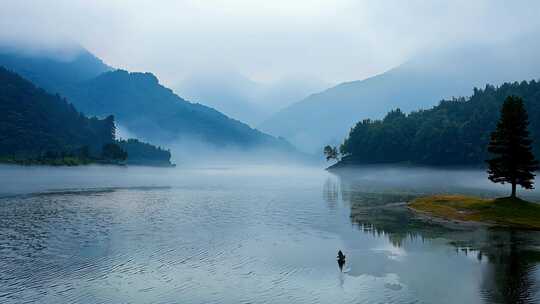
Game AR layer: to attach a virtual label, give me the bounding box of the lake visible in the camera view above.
[1,164,540,303]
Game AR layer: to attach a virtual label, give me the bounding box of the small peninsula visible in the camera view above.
[409,195,540,230]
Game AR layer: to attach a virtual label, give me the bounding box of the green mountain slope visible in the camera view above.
[337,80,540,166]
[0,48,294,153]
[0,67,172,166]
[0,66,115,158]
[63,70,293,150]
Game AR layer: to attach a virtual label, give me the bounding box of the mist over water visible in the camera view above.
[2,164,539,198]
[2,1,540,303]
[0,164,325,197]
[2,164,540,303]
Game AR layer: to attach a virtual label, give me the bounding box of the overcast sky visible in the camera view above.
[1,0,539,86]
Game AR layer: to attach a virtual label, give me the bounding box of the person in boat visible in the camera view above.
[337,250,346,271]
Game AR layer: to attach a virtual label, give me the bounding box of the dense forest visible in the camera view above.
[0,66,116,159]
[339,80,540,166]
[118,139,172,166]
[0,67,172,166]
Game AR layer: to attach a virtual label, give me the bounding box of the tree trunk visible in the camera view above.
[511,182,517,198]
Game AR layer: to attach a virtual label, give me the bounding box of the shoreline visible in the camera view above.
[407,206,490,230]
[327,160,486,171]
[0,159,174,168]
[408,195,540,230]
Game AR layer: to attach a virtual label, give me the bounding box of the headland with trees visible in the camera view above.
[326,84,540,229]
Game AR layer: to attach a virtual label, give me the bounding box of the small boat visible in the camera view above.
[337,250,346,271]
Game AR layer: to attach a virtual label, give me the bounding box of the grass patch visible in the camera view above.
[409,195,540,229]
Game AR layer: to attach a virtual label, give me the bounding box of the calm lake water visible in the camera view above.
[1,164,540,303]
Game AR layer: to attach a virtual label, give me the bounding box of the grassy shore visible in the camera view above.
[409,195,540,230]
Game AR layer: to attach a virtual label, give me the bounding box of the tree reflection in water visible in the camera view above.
[326,171,540,303]
[480,231,540,304]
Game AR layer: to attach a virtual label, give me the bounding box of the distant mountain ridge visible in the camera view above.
[0,47,294,154]
[177,71,329,126]
[260,39,540,154]
[0,47,111,94]
[177,72,266,126]
[63,69,293,149]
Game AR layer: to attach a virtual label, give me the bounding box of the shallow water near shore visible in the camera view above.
[1,164,540,303]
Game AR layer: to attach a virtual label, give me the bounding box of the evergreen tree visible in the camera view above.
[487,96,538,198]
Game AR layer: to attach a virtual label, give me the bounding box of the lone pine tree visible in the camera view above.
[487,96,539,198]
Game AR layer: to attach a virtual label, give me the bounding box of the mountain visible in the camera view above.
[62,69,293,151]
[335,80,540,167]
[177,71,266,126]
[260,39,540,154]
[0,66,172,166]
[0,47,295,155]
[178,71,328,126]
[0,66,115,159]
[0,46,111,94]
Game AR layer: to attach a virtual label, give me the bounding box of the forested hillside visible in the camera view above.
[339,80,540,166]
[63,70,293,150]
[0,67,173,166]
[0,49,295,153]
[0,66,115,159]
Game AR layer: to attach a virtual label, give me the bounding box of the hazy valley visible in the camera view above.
[2,2,540,304]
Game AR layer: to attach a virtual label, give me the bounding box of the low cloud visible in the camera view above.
[1,0,539,87]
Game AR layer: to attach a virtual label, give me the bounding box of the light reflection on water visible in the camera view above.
[0,164,540,303]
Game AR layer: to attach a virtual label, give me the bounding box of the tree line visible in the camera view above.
[0,66,171,166]
[335,80,540,166]
[326,80,540,197]
[0,66,116,160]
